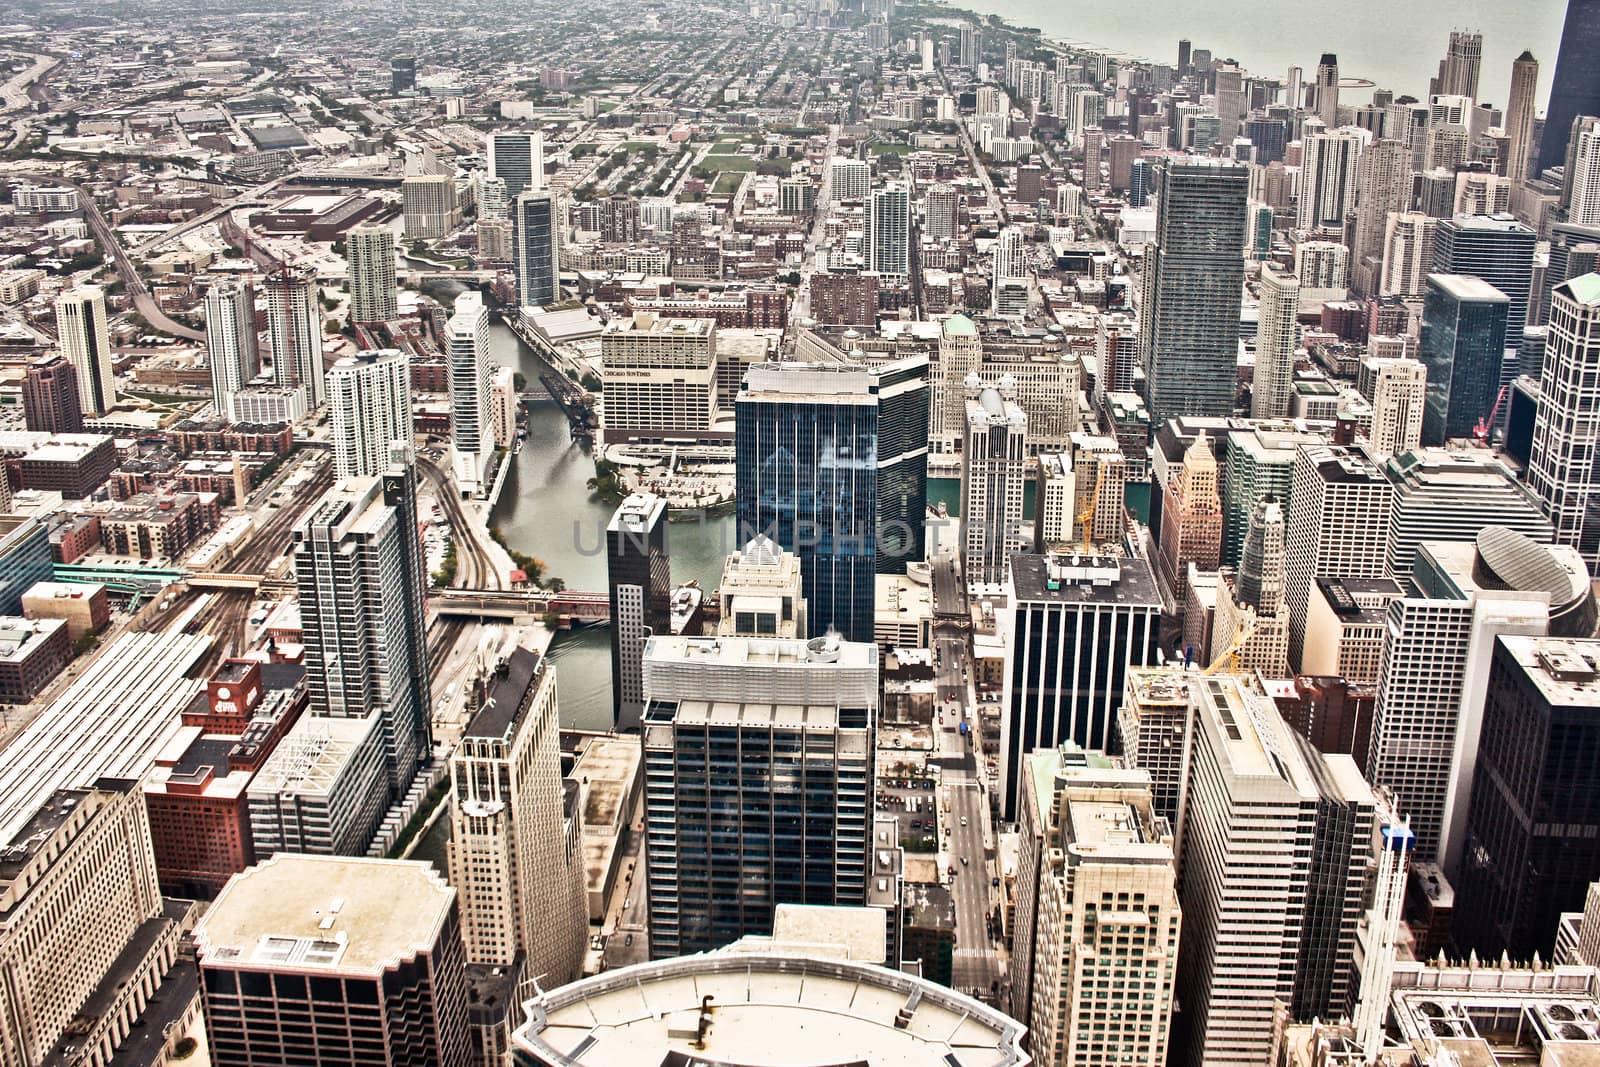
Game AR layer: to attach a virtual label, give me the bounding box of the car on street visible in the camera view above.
[960,816,968,826]
[961,855,969,866]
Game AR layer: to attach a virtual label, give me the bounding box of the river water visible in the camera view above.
[485,322,737,731]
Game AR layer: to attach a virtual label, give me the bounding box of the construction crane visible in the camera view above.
[1473,384,1510,442]
[1077,458,1107,554]
[1203,619,1256,675]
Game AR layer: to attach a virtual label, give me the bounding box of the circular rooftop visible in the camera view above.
[512,953,1029,1067]
[1475,526,1582,607]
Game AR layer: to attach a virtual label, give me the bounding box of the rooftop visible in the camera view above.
[0,632,208,846]
[1009,552,1161,608]
[197,855,455,976]
[512,952,1028,1066]
[463,647,546,742]
[1428,273,1510,302]
[1497,636,1600,709]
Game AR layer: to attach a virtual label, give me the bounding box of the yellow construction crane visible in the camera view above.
[1077,459,1107,554]
[1203,619,1256,675]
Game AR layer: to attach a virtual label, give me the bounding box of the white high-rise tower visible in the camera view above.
[54,285,113,417]
[447,293,492,495]
[204,279,259,421]
[326,349,411,480]
[346,225,398,325]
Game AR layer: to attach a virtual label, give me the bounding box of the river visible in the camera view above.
[960,0,1566,109]
[485,322,737,732]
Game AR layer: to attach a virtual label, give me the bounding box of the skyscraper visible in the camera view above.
[1380,212,1438,298]
[1139,160,1249,425]
[264,265,325,409]
[294,455,432,801]
[1435,30,1483,100]
[1367,534,1571,867]
[1011,750,1180,1067]
[1157,432,1224,608]
[0,781,167,1067]
[961,378,1027,586]
[326,349,411,480]
[866,182,910,278]
[936,313,982,450]
[641,632,877,958]
[1455,635,1600,959]
[1296,121,1369,232]
[737,362,878,643]
[1530,274,1600,566]
[1504,51,1540,184]
[487,130,545,198]
[1350,140,1413,294]
[871,354,930,574]
[1568,120,1600,226]
[924,182,959,239]
[829,157,870,202]
[448,648,587,993]
[1313,53,1340,128]
[1365,355,1427,459]
[606,492,670,731]
[346,224,397,325]
[446,292,491,494]
[390,55,416,93]
[1382,449,1555,584]
[204,279,259,420]
[1538,0,1600,176]
[196,855,472,1067]
[1418,273,1510,445]
[402,174,461,239]
[513,190,559,307]
[1177,675,1375,1066]
[1285,444,1392,670]
[1252,265,1301,418]
[54,285,113,417]
[21,353,82,434]
[1432,214,1536,385]
[1000,551,1163,819]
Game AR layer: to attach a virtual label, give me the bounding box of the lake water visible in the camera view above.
[961,0,1567,108]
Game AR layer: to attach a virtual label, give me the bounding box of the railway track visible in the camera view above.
[415,455,499,592]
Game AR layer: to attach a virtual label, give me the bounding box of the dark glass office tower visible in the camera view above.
[1432,215,1536,388]
[607,492,670,731]
[1539,0,1600,176]
[1138,160,1249,427]
[871,355,929,574]
[737,363,878,643]
[1456,635,1600,960]
[1418,273,1510,444]
[513,191,558,307]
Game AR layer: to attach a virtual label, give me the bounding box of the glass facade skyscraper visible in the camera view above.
[1431,214,1535,387]
[607,493,670,732]
[736,363,879,643]
[641,634,877,958]
[513,190,558,307]
[1539,0,1600,177]
[1138,160,1249,427]
[870,355,929,574]
[1418,273,1510,445]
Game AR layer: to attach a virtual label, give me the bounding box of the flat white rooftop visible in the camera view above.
[514,952,1029,1067]
[197,854,454,976]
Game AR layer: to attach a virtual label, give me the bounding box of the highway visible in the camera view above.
[74,183,207,341]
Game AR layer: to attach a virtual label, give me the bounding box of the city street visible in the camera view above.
[934,627,1006,1002]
